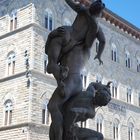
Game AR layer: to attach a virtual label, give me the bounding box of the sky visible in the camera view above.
[103,0,140,29]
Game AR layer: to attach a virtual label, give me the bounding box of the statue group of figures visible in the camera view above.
[45,0,111,140]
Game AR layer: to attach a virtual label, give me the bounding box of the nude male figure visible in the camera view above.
[45,0,105,86]
[46,1,106,140]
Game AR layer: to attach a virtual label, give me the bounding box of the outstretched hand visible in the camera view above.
[94,55,103,65]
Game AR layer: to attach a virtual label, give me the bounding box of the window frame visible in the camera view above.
[45,9,54,31]
[96,114,103,133]
[125,51,131,69]
[111,81,118,99]
[113,119,120,140]
[111,43,117,62]
[42,100,51,125]
[128,122,134,140]
[10,10,17,31]
[4,100,13,126]
[127,87,132,104]
[7,52,16,76]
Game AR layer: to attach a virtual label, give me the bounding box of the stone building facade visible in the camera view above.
[0,0,140,140]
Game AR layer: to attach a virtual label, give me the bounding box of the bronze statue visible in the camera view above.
[63,82,111,140]
[45,0,107,140]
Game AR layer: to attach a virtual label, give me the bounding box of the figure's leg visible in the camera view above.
[48,75,82,140]
[47,38,62,82]
[48,88,66,140]
[47,38,69,91]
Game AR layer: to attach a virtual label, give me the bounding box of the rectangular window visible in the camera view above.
[5,111,8,125]
[137,63,140,72]
[97,122,99,132]
[96,42,99,53]
[5,110,12,125]
[127,89,132,103]
[9,110,12,124]
[114,51,117,62]
[100,123,102,133]
[128,130,133,140]
[112,86,114,97]
[116,127,118,139]
[128,58,131,68]
[44,60,47,73]
[97,121,102,133]
[8,63,11,76]
[42,109,45,124]
[10,17,17,31]
[115,87,117,98]
[10,19,13,31]
[14,17,17,29]
[49,17,53,31]
[45,17,48,29]
[113,126,116,139]
[12,61,15,74]
[42,109,50,125]
[112,50,114,61]
[113,126,119,140]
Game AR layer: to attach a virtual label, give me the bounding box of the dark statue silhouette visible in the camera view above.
[45,0,111,140]
[63,82,111,140]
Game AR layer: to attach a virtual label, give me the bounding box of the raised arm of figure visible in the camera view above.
[65,0,87,12]
[94,26,105,65]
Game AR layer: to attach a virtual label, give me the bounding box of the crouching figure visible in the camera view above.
[62,81,112,140]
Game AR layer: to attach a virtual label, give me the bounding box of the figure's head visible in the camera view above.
[89,0,105,17]
[88,81,111,106]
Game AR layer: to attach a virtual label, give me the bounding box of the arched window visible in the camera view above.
[10,9,17,31]
[111,43,117,62]
[125,51,131,68]
[4,100,13,125]
[128,122,134,140]
[127,87,132,103]
[111,81,118,99]
[96,114,103,133]
[113,119,120,140]
[45,9,53,31]
[136,58,140,72]
[7,52,16,76]
[63,18,71,26]
[42,100,51,125]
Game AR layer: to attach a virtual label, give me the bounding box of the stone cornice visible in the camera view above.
[109,98,140,114]
[0,24,33,40]
[0,22,48,40]
[103,8,140,40]
[0,122,49,132]
[0,72,26,83]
